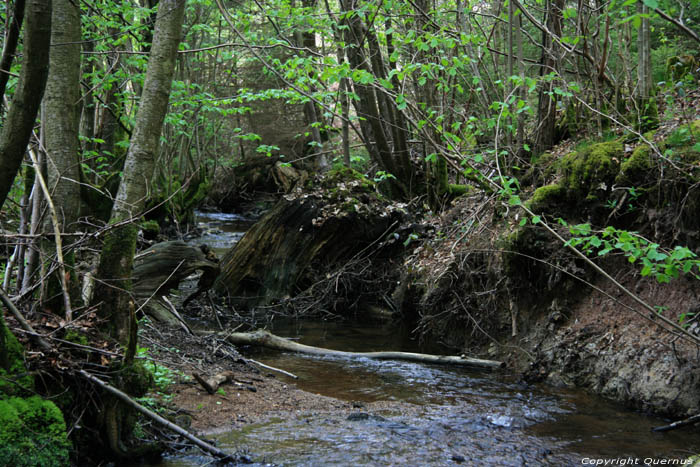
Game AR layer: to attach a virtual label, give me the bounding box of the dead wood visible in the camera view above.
[132,241,219,323]
[0,286,51,352]
[652,413,700,432]
[79,369,235,462]
[222,329,504,369]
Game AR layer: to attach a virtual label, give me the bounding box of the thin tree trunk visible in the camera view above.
[534,0,564,154]
[0,0,52,211]
[22,147,44,294]
[0,0,26,109]
[93,0,186,345]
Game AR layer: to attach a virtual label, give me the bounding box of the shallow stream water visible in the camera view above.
[160,211,699,466]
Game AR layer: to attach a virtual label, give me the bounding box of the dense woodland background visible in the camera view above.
[1,0,700,464]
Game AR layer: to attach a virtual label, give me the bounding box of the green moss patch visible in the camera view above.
[526,184,567,213]
[0,318,33,395]
[321,167,375,192]
[616,144,653,186]
[558,140,622,202]
[0,396,71,466]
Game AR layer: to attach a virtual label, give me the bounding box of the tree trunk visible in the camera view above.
[0,0,51,211]
[0,0,26,109]
[534,0,564,155]
[92,0,186,345]
[636,1,657,131]
[41,0,82,312]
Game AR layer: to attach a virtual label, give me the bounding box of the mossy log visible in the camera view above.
[224,329,504,369]
[132,241,219,322]
[215,195,403,307]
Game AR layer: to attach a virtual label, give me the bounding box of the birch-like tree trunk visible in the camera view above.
[93,0,186,344]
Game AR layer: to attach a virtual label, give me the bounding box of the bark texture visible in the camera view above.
[216,192,402,307]
[0,0,51,211]
[0,0,26,106]
[93,0,186,343]
[44,0,82,229]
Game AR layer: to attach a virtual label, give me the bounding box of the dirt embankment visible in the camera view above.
[395,122,700,418]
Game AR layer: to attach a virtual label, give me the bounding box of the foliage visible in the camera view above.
[565,223,700,284]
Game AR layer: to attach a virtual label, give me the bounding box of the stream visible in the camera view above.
[160,211,700,466]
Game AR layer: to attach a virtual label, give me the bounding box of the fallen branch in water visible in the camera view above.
[246,357,299,379]
[78,370,234,462]
[652,413,700,432]
[223,329,504,369]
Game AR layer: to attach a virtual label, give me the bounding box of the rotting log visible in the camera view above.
[132,241,219,322]
[223,329,504,370]
[215,193,403,307]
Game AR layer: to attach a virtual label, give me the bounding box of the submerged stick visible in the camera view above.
[224,329,504,369]
[78,370,234,462]
[652,413,700,432]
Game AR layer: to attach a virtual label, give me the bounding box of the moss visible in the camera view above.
[0,317,33,395]
[558,140,622,201]
[616,144,653,185]
[0,396,71,466]
[321,167,375,192]
[526,184,567,213]
[119,362,153,398]
[447,184,472,196]
[63,329,89,347]
[522,152,558,187]
[140,219,160,236]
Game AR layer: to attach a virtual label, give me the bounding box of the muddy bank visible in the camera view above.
[395,124,700,419]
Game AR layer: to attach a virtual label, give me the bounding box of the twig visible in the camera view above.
[78,370,235,462]
[160,295,193,336]
[27,148,73,320]
[0,286,51,351]
[245,357,299,379]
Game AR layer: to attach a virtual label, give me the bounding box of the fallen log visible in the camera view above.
[132,241,220,324]
[222,329,504,370]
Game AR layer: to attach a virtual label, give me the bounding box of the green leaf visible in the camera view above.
[642,0,658,9]
[531,215,541,224]
[588,236,602,248]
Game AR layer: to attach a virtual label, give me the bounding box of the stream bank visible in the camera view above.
[148,319,700,466]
